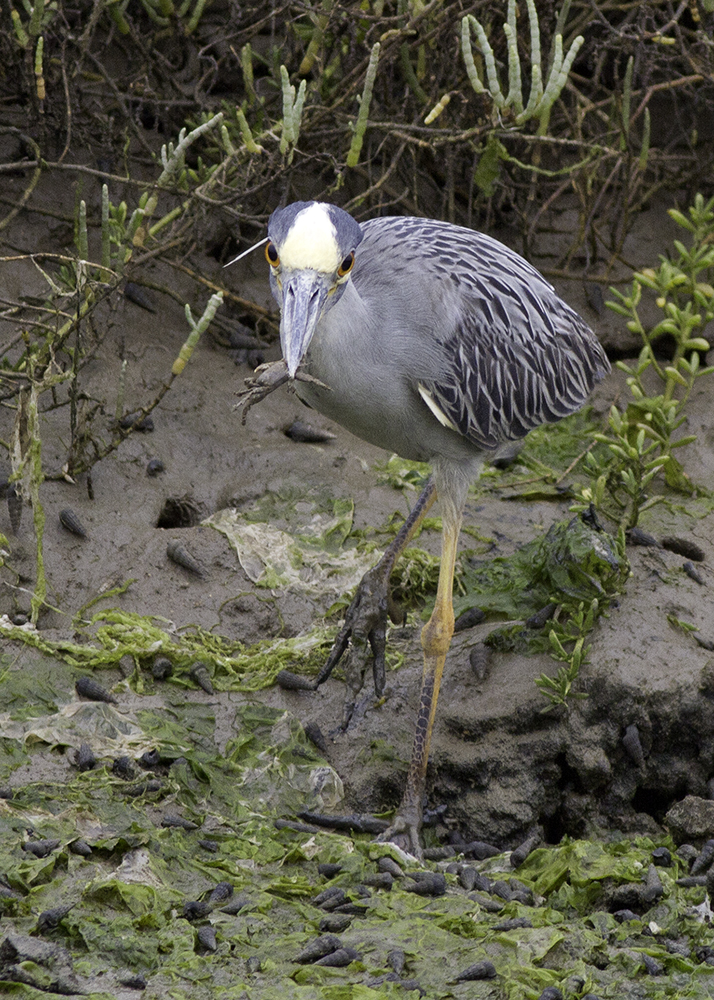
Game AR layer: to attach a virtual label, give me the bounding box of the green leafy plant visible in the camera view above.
[577,193,714,529]
[535,599,598,711]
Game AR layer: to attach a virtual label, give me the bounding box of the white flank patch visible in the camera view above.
[418,384,459,432]
[280,202,340,273]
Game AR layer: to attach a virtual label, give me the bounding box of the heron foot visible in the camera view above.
[375,803,423,859]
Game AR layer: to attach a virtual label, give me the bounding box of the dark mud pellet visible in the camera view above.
[75,676,117,704]
[275,818,321,834]
[462,839,501,860]
[404,872,446,897]
[683,561,706,584]
[139,749,161,769]
[162,814,199,831]
[691,839,714,875]
[22,839,61,857]
[387,949,405,975]
[219,894,250,915]
[319,913,352,932]
[124,282,156,312]
[294,934,342,963]
[695,635,714,651]
[642,953,663,976]
[317,863,342,878]
[124,779,162,797]
[119,973,146,990]
[453,960,497,981]
[490,880,514,901]
[612,908,640,922]
[312,886,345,909]
[199,839,218,853]
[677,844,699,866]
[112,756,135,780]
[277,670,317,691]
[11,614,28,626]
[304,721,328,753]
[59,508,87,538]
[676,875,706,887]
[189,662,214,694]
[146,458,165,477]
[706,867,714,901]
[644,864,664,902]
[7,483,21,533]
[36,903,75,932]
[627,526,661,547]
[377,856,404,878]
[167,540,204,577]
[298,811,389,835]
[469,643,491,680]
[661,536,705,561]
[245,956,261,973]
[538,989,563,1000]
[333,902,368,915]
[0,787,13,800]
[458,867,477,891]
[454,606,485,632]
[445,862,461,874]
[652,847,672,867]
[511,832,540,867]
[496,917,534,931]
[422,845,455,860]
[315,947,359,967]
[196,925,217,952]
[183,900,212,921]
[76,742,96,771]
[622,724,645,766]
[119,411,154,432]
[584,280,604,316]
[151,656,173,681]
[208,882,233,905]
[526,603,557,629]
[664,937,691,957]
[69,839,92,857]
[119,973,147,990]
[284,420,336,443]
[363,872,393,891]
[471,872,493,893]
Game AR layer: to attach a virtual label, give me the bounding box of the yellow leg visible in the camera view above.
[379,506,462,854]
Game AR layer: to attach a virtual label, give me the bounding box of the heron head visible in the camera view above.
[266,202,363,377]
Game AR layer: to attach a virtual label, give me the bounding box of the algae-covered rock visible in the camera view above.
[665,795,714,843]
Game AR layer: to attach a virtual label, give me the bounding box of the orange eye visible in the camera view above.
[337,251,355,278]
[265,241,279,267]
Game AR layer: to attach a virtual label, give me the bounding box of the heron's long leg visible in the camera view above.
[278,478,437,702]
[313,477,437,689]
[378,501,462,854]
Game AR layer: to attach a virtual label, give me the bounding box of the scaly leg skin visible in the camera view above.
[277,479,437,723]
[377,507,462,857]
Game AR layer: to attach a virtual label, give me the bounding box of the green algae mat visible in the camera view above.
[1,654,714,998]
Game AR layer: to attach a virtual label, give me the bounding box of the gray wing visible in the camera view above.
[361,217,611,451]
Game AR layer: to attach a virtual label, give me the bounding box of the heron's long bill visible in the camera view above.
[280,270,331,377]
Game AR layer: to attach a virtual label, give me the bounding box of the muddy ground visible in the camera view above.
[2,174,714,997]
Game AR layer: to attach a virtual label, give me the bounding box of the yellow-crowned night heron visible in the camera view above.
[264,200,610,854]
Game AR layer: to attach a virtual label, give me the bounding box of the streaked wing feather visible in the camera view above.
[358,217,609,451]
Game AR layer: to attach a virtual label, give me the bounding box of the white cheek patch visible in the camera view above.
[280,203,341,273]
